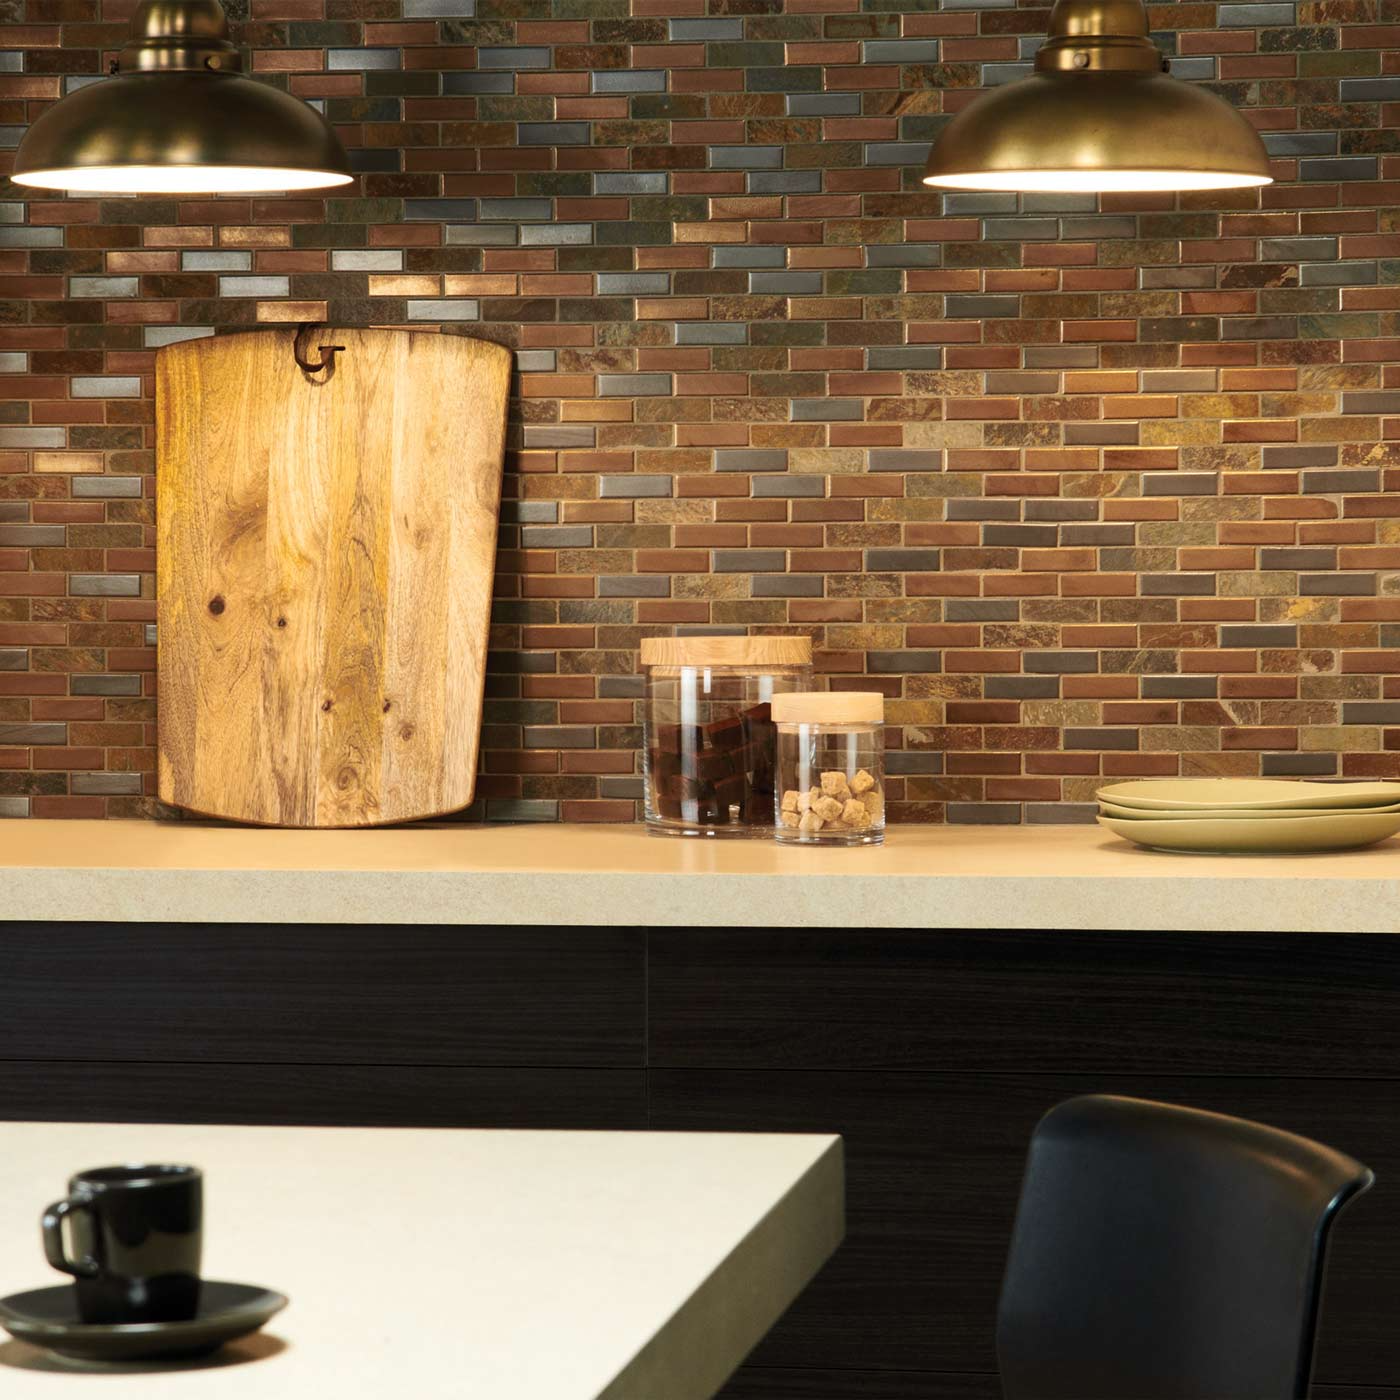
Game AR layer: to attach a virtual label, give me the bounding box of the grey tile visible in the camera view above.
[752,476,823,497]
[486,799,559,822]
[0,228,62,248]
[600,475,672,498]
[752,575,823,597]
[597,273,670,295]
[479,198,552,221]
[71,376,141,398]
[749,271,821,294]
[1261,547,1335,570]
[1142,574,1216,595]
[982,62,1034,85]
[72,773,143,795]
[73,476,142,498]
[791,399,862,422]
[1300,573,1375,596]
[987,676,1059,699]
[1065,727,1138,750]
[1026,802,1099,825]
[1342,702,1400,724]
[599,373,670,397]
[1340,77,1400,101]
[1025,346,1098,368]
[947,600,1019,622]
[0,796,29,818]
[947,803,1023,825]
[948,499,1017,521]
[1067,424,1138,446]
[715,550,785,572]
[787,93,860,116]
[514,350,555,373]
[403,0,474,13]
[1166,56,1216,80]
[1300,156,1378,182]
[1261,753,1337,776]
[145,326,214,347]
[867,346,943,370]
[406,198,477,221]
[1303,468,1378,493]
[1218,1,1295,22]
[1343,391,1400,414]
[715,449,786,472]
[0,428,64,449]
[519,122,590,146]
[328,48,400,69]
[600,576,670,598]
[863,39,940,61]
[714,247,785,268]
[1262,131,1338,157]
[1300,260,1377,286]
[70,277,138,298]
[0,723,67,744]
[0,524,64,546]
[595,172,667,194]
[867,245,942,268]
[943,193,1017,215]
[219,275,289,298]
[73,675,142,696]
[1143,676,1217,699]
[677,323,748,345]
[1222,625,1299,647]
[1024,501,1098,522]
[521,526,593,548]
[182,250,251,271]
[0,352,26,372]
[443,72,513,94]
[523,425,595,449]
[1145,472,1217,496]
[499,500,557,524]
[983,524,1058,547]
[71,574,142,596]
[946,294,1019,318]
[0,648,27,671]
[1026,651,1099,674]
[520,224,593,246]
[747,171,821,194]
[866,549,940,571]
[479,46,551,69]
[869,449,941,472]
[1261,236,1337,261]
[711,146,783,170]
[1264,446,1336,469]
[868,649,940,673]
[864,142,932,166]
[599,777,643,800]
[445,224,518,246]
[982,217,1058,241]
[886,752,945,775]
[406,299,479,321]
[670,17,742,39]
[593,71,666,94]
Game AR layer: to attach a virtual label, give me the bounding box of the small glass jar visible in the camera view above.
[641,635,813,838]
[773,692,886,846]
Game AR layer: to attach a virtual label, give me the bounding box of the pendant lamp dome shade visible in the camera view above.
[922,0,1272,194]
[13,0,352,194]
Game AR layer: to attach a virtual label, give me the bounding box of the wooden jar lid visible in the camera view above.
[772,691,885,725]
[639,635,812,668]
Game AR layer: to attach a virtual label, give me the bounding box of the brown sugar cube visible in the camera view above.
[850,768,876,796]
[863,790,883,822]
[781,809,801,828]
[781,789,801,813]
[796,788,817,813]
[798,809,824,833]
[842,797,870,828]
[814,795,843,822]
[820,770,850,799]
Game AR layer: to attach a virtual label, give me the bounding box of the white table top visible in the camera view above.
[2,818,1399,932]
[0,1123,844,1399]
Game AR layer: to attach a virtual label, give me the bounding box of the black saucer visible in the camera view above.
[0,1280,287,1362]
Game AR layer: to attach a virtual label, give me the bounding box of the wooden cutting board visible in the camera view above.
[156,327,511,828]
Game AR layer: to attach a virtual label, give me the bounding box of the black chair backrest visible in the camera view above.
[997,1094,1373,1400]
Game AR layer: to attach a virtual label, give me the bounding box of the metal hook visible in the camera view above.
[293,324,345,378]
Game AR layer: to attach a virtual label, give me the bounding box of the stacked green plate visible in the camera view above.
[1095,779,1400,853]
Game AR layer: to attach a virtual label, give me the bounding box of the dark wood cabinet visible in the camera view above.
[1,919,1396,1393]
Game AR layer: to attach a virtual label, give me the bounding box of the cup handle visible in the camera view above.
[41,1195,100,1278]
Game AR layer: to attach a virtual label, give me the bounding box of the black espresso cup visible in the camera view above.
[41,1164,202,1324]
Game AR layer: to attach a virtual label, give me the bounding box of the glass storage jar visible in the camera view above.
[641,635,813,838]
[773,691,886,846]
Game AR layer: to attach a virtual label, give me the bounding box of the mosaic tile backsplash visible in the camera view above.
[1,0,1397,823]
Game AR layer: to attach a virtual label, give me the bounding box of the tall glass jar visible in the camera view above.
[773,691,886,846]
[641,635,813,838]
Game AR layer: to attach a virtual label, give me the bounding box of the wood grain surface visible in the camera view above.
[156,327,510,827]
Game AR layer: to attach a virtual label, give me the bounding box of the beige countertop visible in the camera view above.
[0,1122,843,1400]
[0,819,1397,932]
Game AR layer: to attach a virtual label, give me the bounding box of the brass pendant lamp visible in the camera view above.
[13,0,351,195]
[922,0,1272,193]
